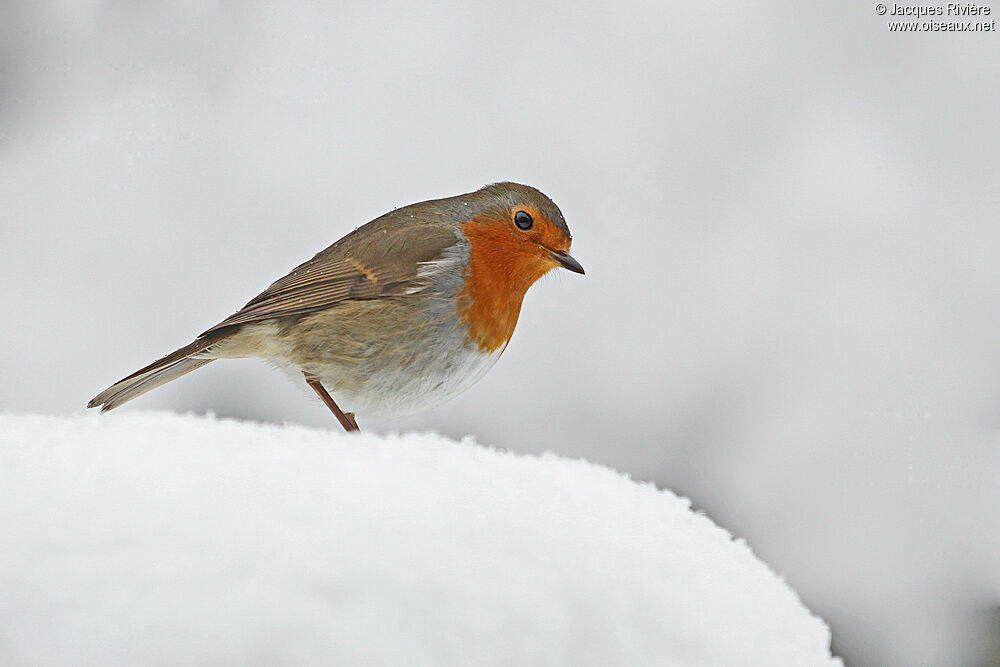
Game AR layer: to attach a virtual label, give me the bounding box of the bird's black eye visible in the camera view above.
[514,210,533,230]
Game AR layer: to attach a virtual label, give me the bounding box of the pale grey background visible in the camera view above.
[2,2,998,664]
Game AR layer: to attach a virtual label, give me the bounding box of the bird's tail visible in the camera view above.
[88,334,229,412]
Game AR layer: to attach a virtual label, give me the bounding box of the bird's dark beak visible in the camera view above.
[548,249,585,274]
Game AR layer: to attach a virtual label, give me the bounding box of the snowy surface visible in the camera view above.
[0,413,838,666]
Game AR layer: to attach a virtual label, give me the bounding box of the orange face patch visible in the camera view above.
[507,205,572,254]
[457,211,572,353]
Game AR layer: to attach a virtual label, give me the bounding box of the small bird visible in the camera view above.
[88,182,584,432]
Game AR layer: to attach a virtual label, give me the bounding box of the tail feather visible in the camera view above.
[88,334,227,412]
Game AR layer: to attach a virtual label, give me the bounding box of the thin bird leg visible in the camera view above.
[303,373,360,432]
[344,411,359,430]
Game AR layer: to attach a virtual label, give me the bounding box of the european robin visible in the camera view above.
[88,182,584,432]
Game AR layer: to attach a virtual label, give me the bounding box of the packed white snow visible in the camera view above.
[0,413,839,665]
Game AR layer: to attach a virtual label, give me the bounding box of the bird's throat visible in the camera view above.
[458,220,550,353]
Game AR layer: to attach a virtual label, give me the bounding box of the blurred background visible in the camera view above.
[2,1,998,664]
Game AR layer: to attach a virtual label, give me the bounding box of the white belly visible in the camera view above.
[309,342,503,418]
[224,318,505,419]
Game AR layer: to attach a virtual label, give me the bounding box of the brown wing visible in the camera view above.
[201,209,461,337]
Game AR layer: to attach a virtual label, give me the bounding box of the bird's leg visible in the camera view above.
[344,412,359,430]
[303,373,360,432]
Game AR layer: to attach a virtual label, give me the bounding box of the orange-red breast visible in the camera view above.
[88,182,584,431]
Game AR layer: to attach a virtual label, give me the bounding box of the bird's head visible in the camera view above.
[456,182,584,352]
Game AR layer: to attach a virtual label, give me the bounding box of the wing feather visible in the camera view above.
[201,218,460,336]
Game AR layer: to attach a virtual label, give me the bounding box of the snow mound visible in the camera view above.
[0,413,839,665]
